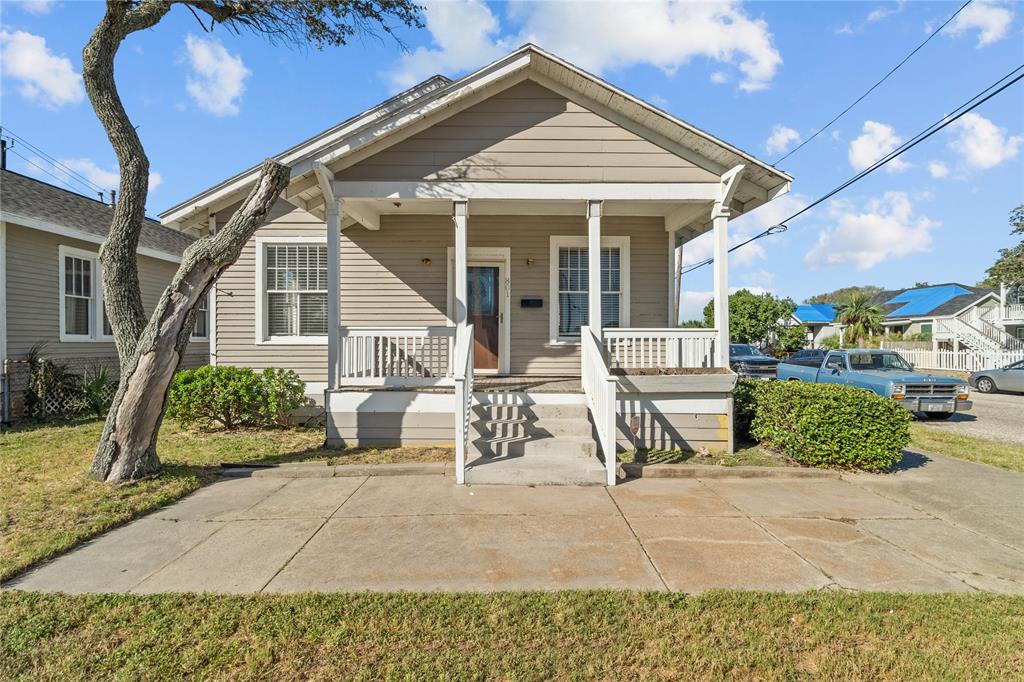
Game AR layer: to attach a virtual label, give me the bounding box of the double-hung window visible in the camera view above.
[549,236,629,342]
[192,294,209,339]
[59,246,111,341]
[258,239,328,342]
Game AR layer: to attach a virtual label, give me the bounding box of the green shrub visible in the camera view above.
[732,378,759,442]
[750,381,910,471]
[258,368,307,427]
[77,365,114,419]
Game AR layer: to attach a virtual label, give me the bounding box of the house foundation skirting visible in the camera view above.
[615,392,733,454]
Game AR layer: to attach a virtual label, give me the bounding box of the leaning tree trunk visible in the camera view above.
[90,161,291,482]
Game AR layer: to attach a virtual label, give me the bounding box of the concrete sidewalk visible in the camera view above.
[6,452,1024,595]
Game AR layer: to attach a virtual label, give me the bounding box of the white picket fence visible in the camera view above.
[882,343,1024,372]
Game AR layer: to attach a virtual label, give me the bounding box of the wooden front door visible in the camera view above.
[468,265,500,371]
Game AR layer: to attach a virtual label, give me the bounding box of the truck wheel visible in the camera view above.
[922,412,954,420]
[975,377,996,393]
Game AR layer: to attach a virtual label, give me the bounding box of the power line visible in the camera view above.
[681,63,1024,277]
[0,127,109,195]
[6,147,103,198]
[774,0,974,165]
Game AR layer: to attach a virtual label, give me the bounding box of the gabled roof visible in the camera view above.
[870,283,996,319]
[793,303,836,324]
[161,44,792,230]
[1,169,194,259]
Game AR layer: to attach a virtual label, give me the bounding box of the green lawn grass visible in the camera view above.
[0,419,449,582]
[909,423,1024,473]
[620,442,786,467]
[2,591,1022,680]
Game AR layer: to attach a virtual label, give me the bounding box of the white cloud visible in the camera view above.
[679,194,807,271]
[946,0,1014,47]
[28,156,162,193]
[867,1,905,23]
[16,0,56,15]
[678,286,771,321]
[389,0,782,92]
[183,34,250,116]
[0,30,83,108]
[927,161,950,178]
[804,192,938,270]
[834,23,854,35]
[710,71,730,84]
[765,124,801,155]
[848,120,910,172]
[948,112,1021,169]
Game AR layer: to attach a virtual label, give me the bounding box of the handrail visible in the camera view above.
[452,324,474,485]
[603,327,718,369]
[338,325,455,382]
[581,326,617,486]
[965,313,1024,351]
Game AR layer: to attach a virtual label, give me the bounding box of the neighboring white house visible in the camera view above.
[0,169,208,421]
[159,44,793,485]
[870,283,1023,355]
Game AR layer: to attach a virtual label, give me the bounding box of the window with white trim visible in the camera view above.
[549,236,629,341]
[63,254,93,337]
[263,243,328,339]
[192,294,209,339]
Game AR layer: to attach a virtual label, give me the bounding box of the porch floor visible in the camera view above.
[332,376,583,394]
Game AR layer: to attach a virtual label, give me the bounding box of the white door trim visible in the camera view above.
[447,246,511,375]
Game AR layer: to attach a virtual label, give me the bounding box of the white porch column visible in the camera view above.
[667,229,679,326]
[325,198,342,389]
[1001,281,1007,319]
[712,166,745,368]
[453,200,468,327]
[588,200,603,340]
[207,214,217,366]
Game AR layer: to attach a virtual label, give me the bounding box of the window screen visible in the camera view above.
[557,246,621,337]
[265,244,328,337]
[64,255,92,336]
[193,295,208,338]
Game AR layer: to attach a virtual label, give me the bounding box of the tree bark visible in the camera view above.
[90,160,290,482]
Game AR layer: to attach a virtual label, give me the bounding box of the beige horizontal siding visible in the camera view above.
[615,411,730,453]
[4,222,207,369]
[336,80,719,183]
[327,411,454,446]
[213,201,328,382]
[216,203,669,381]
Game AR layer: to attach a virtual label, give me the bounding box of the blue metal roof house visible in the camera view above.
[791,303,840,347]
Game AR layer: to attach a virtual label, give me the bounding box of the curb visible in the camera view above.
[620,463,840,479]
[221,461,449,478]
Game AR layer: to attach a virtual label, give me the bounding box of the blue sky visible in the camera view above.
[1,0,1021,318]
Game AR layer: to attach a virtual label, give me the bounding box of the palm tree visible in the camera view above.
[836,292,884,345]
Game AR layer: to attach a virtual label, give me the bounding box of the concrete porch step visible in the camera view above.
[470,433,597,459]
[465,452,607,486]
[472,403,590,421]
[471,417,594,440]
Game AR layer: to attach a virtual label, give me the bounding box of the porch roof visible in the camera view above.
[161,44,792,235]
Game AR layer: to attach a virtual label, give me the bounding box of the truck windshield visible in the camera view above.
[848,352,912,371]
[731,345,758,356]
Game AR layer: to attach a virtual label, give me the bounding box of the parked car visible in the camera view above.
[969,360,1024,394]
[730,343,779,380]
[777,349,971,419]
[785,348,829,367]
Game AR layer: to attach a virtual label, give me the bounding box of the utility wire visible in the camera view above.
[681,63,1024,277]
[774,0,974,165]
[5,147,104,197]
[0,127,109,196]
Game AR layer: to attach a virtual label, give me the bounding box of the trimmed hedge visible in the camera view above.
[750,381,911,471]
[732,378,759,442]
[167,365,306,429]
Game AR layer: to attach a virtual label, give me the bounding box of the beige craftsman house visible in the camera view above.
[161,45,792,485]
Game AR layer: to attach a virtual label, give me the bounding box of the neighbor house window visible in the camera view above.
[192,294,209,339]
[59,246,112,341]
[549,236,629,342]
[259,240,328,341]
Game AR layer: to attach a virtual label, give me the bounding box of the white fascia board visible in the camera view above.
[333,181,720,202]
[0,211,182,263]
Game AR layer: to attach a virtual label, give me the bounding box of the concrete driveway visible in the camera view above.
[917,391,1024,446]
[6,453,1024,595]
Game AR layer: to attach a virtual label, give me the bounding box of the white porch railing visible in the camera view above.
[1004,303,1024,320]
[882,344,1024,372]
[581,326,617,486]
[452,324,474,485]
[338,326,454,384]
[603,328,718,369]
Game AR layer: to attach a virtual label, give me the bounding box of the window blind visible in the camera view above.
[557,246,621,337]
[265,244,328,337]
[63,255,92,336]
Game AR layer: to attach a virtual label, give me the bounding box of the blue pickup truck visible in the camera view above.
[777,349,972,419]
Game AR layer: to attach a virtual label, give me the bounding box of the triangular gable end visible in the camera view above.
[332,79,722,185]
